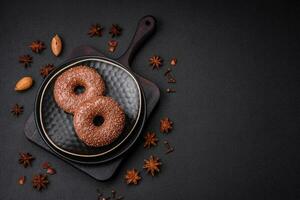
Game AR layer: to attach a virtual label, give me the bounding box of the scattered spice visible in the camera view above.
[42,162,56,175]
[108,40,118,52]
[32,174,49,191]
[143,155,162,176]
[149,55,163,70]
[163,140,174,154]
[96,188,103,199]
[18,152,34,168]
[167,77,176,83]
[164,68,172,76]
[40,64,55,78]
[166,73,176,83]
[170,58,177,66]
[164,68,176,83]
[96,188,123,200]
[144,132,158,148]
[46,167,56,175]
[160,117,173,133]
[11,104,24,117]
[124,169,141,185]
[98,197,110,200]
[166,88,176,93]
[18,176,26,185]
[19,55,32,68]
[109,24,122,37]
[88,24,104,37]
[29,40,46,53]
[111,189,116,198]
[110,189,123,200]
[42,161,51,169]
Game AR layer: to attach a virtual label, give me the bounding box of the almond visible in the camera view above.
[51,34,62,56]
[15,76,33,91]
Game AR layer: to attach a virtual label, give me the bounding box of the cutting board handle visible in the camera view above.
[117,15,156,67]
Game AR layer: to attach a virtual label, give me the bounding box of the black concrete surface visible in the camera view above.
[0,0,299,199]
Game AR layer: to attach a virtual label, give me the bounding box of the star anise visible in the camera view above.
[40,64,55,78]
[160,117,173,133]
[109,24,122,37]
[11,104,23,117]
[149,55,163,70]
[144,132,158,148]
[124,169,141,185]
[19,55,32,68]
[29,40,46,53]
[143,155,162,176]
[88,24,103,37]
[32,174,49,191]
[18,152,34,168]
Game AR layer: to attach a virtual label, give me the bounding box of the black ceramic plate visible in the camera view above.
[35,57,146,163]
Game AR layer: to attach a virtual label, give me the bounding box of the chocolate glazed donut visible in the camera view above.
[73,96,125,147]
[53,65,105,113]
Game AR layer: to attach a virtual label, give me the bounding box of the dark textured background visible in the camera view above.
[0,0,299,199]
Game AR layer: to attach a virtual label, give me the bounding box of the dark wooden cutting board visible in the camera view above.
[24,45,160,181]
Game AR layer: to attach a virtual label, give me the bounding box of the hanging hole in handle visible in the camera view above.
[145,20,151,26]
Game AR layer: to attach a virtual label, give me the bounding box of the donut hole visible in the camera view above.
[73,85,85,95]
[93,115,104,126]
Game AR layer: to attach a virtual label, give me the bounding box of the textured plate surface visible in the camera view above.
[38,58,142,157]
